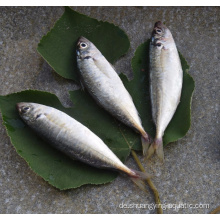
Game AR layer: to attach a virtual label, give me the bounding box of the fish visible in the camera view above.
[16,102,151,190]
[147,21,183,162]
[76,36,150,155]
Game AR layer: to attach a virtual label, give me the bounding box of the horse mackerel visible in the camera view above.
[148,21,183,161]
[76,36,150,155]
[16,102,150,190]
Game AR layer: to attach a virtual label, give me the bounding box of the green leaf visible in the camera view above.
[129,40,195,149]
[0,90,131,190]
[37,7,130,82]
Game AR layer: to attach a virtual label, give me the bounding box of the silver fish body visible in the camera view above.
[76,37,150,154]
[16,102,149,181]
[148,21,183,161]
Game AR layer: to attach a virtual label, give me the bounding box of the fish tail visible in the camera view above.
[130,178,147,193]
[145,138,164,162]
[155,138,164,162]
[130,169,152,179]
[129,169,151,193]
[141,132,151,156]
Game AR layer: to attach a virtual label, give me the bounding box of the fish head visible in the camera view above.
[16,102,43,123]
[151,21,173,48]
[76,36,100,59]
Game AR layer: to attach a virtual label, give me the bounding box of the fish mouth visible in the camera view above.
[77,36,89,46]
[154,21,164,29]
[16,102,25,113]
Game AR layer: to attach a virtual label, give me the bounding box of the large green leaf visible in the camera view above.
[37,7,130,82]
[0,90,131,190]
[129,40,195,148]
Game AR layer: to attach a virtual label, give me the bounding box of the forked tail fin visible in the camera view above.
[141,133,151,156]
[129,169,152,193]
[145,138,164,162]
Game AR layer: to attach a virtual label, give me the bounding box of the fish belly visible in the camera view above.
[150,47,182,138]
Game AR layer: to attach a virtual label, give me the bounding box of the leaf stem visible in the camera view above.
[210,206,220,214]
[117,125,162,214]
[131,150,163,214]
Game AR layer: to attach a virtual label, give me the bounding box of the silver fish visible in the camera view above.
[76,36,150,155]
[16,102,150,188]
[147,21,183,161]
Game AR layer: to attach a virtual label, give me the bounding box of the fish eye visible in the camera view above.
[156,29,162,33]
[24,107,30,110]
[80,42,88,48]
[22,106,30,113]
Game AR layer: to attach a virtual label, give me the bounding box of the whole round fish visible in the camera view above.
[147,21,183,161]
[16,102,150,188]
[76,36,150,155]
